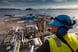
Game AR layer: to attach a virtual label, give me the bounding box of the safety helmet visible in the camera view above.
[49,15,74,29]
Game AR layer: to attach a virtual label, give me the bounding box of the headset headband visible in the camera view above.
[54,18,76,25]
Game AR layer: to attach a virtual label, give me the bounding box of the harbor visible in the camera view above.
[0,14,78,52]
[1,0,78,51]
[0,14,52,52]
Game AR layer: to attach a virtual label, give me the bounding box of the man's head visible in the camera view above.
[49,15,75,36]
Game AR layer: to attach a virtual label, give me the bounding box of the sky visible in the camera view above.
[0,0,78,9]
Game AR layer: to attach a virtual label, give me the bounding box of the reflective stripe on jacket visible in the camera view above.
[48,33,78,52]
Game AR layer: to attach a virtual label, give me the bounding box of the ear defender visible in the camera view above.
[56,26,68,36]
[49,15,76,36]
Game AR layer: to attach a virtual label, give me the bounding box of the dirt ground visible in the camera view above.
[0,18,24,35]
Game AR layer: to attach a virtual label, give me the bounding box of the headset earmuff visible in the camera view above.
[56,26,68,36]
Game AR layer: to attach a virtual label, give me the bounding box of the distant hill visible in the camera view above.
[47,8,78,10]
[26,8,33,10]
[0,8,21,10]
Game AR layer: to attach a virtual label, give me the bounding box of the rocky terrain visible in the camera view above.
[0,18,24,35]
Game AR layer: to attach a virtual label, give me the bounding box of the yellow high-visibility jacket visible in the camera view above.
[48,33,78,52]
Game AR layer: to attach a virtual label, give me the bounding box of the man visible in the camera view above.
[36,15,78,52]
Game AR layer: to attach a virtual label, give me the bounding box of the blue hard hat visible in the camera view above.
[49,15,73,29]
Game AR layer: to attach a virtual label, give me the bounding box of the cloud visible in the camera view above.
[0,0,48,3]
[53,0,67,2]
[0,0,16,7]
[2,0,9,3]
[20,0,33,2]
[42,0,47,2]
[0,0,11,4]
[49,5,78,9]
